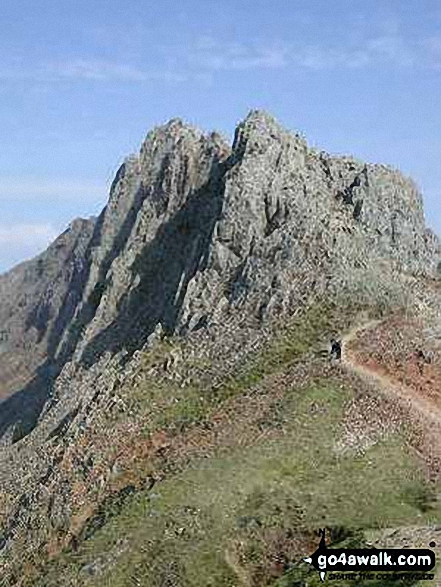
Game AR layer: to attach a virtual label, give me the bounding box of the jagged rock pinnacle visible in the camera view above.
[0,109,438,445]
[0,111,440,584]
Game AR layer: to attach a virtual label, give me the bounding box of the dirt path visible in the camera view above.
[341,319,441,427]
[341,320,441,586]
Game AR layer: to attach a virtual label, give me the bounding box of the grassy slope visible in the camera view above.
[33,303,441,586]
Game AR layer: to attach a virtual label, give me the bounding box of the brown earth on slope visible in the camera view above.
[7,306,441,586]
[347,315,441,409]
[0,111,440,585]
[343,313,441,480]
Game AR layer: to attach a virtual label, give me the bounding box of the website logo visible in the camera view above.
[303,529,436,582]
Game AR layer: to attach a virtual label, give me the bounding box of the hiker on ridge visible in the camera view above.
[330,338,342,361]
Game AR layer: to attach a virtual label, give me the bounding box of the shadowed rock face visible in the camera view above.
[0,110,439,444]
[73,110,440,369]
[0,218,96,443]
[0,111,440,584]
[0,218,96,397]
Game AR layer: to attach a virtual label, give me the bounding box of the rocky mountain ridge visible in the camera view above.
[1,112,439,378]
[0,109,440,585]
[0,110,439,442]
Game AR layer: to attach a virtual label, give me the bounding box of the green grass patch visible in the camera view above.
[37,379,441,587]
[128,301,371,436]
[28,300,436,586]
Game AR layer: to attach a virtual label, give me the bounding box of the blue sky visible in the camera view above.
[0,0,440,271]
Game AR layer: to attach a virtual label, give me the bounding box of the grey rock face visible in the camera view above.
[0,110,440,581]
[0,217,95,392]
[73,109,440,365]
[0,218,96,442]
[0,110,439,443]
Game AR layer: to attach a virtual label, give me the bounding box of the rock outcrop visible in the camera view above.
[66,111,441,370]
[0,218,96,443]
[0,110,439,583]
[0,110,439,444]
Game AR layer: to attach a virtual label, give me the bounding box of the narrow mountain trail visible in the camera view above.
[341,319,441,427]
[342,319,441,586]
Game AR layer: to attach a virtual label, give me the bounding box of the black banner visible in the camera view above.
[303,529,436,582]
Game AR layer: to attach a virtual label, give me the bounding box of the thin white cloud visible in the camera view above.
[287,34,423,70]
[365,35,416,66]
[287,36,412,70]
[192,42,289,70]
[47,59,188,82]
[0,29,440,90]
[0,59,187,84]
[0,223,58,247]
[0,223,61,272]
[187,37,290,71]
[0,178,105,201]
[47,59,148,81]
[186,32,441,73]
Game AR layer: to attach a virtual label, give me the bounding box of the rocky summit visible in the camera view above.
[0,111,441,586]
